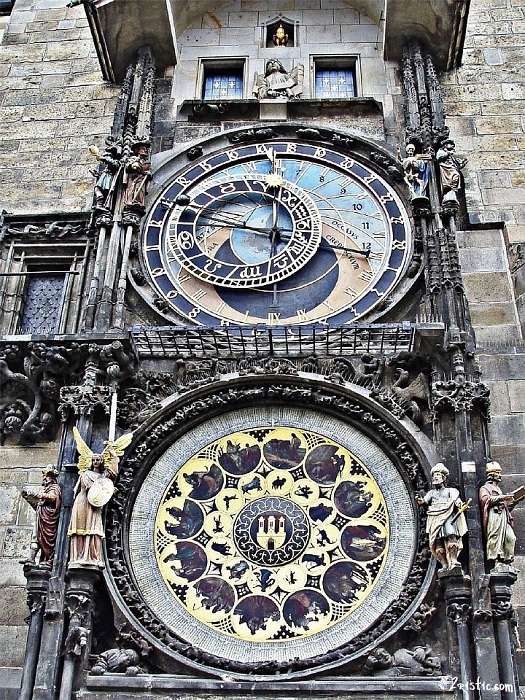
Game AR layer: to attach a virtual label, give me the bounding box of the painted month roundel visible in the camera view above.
[128,406,418,670]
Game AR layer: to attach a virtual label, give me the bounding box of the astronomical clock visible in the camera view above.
[139,127,415,326]
[107,125,434,679]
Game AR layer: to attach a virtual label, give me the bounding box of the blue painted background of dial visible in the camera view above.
[142,141,411,325]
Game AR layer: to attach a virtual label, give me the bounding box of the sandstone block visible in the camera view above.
[462,271,513,303]
[485,380,511,415]
[219,27,256,45]
[474,115,522,134]
[469,302,517,328]
[489,414,525,445]
[2,527,32,558]
[0,626,27,667]
[0,587,30,625]
[474,324,522,345]
[506,225,525,244]
[459,246,506,272]
[225,12,258,27]
[302,9,335,24]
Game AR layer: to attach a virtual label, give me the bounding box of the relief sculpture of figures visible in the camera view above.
[400,143,431,203]
[253,59,304,100]
[68,427,132,569]
[479,461,524,570]
[21,466,62,567]
[435,138,467,206]
[417,463,468,573]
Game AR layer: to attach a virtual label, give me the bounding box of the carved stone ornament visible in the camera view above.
[114,352,434,434]
[105,378,432,679]
[0,340,135,445]
[432,379,490,419]
[364,644,441,676]
[59,385,112,421]
[446,602,472,624]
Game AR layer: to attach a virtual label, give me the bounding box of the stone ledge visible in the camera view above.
[85,674,456,697]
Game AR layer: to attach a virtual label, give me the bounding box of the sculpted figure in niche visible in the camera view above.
[89,144,121,210]
[400,143,431,201]
[121,142,152,211]
[479,461,524,569]
[253,59,304,100]
[417,463,468,571]
[68,427,132,568]
[364,645,441,676]
[435,139,467,205]
[90,648,142,676]
[21,466,62,567]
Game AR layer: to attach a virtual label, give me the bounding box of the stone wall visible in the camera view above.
[443,0,525,337]
[449,0,525,674]
[0,445,58,679]
[0,0,117,676]
[0,0,119,216]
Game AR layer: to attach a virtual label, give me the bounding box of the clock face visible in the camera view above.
[143,139,412,325]
[129,407,417,668]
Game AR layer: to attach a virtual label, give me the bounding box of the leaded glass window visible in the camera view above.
[315,68,356,99]
[19,273,65,334]
[203,73,243,100]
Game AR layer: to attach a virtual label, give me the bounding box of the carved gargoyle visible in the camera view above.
[364,645,441,676]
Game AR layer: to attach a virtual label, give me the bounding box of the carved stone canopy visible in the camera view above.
[84,0,469,82]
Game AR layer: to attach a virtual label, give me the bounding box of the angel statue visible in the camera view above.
[68,427,132,569]
[253,59,304,100]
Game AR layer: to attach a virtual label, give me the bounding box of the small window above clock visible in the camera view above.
[201,59,245,100]
[314,57,357,99]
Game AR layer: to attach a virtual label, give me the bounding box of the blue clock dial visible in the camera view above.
[142,140,412,326]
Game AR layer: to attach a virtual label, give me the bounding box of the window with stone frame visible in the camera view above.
[200,59,246,100]
[313,57,357,99]
[18,269,68,335]
[0,237,89,336]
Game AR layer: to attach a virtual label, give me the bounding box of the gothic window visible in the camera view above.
[314,58,357,99]
[201,60,245,100]
[19,271,67,335]
[0,232,89,336]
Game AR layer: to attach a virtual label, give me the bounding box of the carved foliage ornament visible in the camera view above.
[0,341,134,445]
[432,379,490,419]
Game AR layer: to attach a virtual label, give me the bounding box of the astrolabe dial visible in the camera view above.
[142,136,412,325]
[167,173,323,288]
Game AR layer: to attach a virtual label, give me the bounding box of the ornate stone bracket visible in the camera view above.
[0,338,135,444]
[432,379,490,420]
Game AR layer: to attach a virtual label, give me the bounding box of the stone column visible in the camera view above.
[490,568,519,700]
[19,568,50,700]
[443,573,475,700]
[58,568,101,700]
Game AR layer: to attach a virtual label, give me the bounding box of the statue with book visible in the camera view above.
[479,461,524,569]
